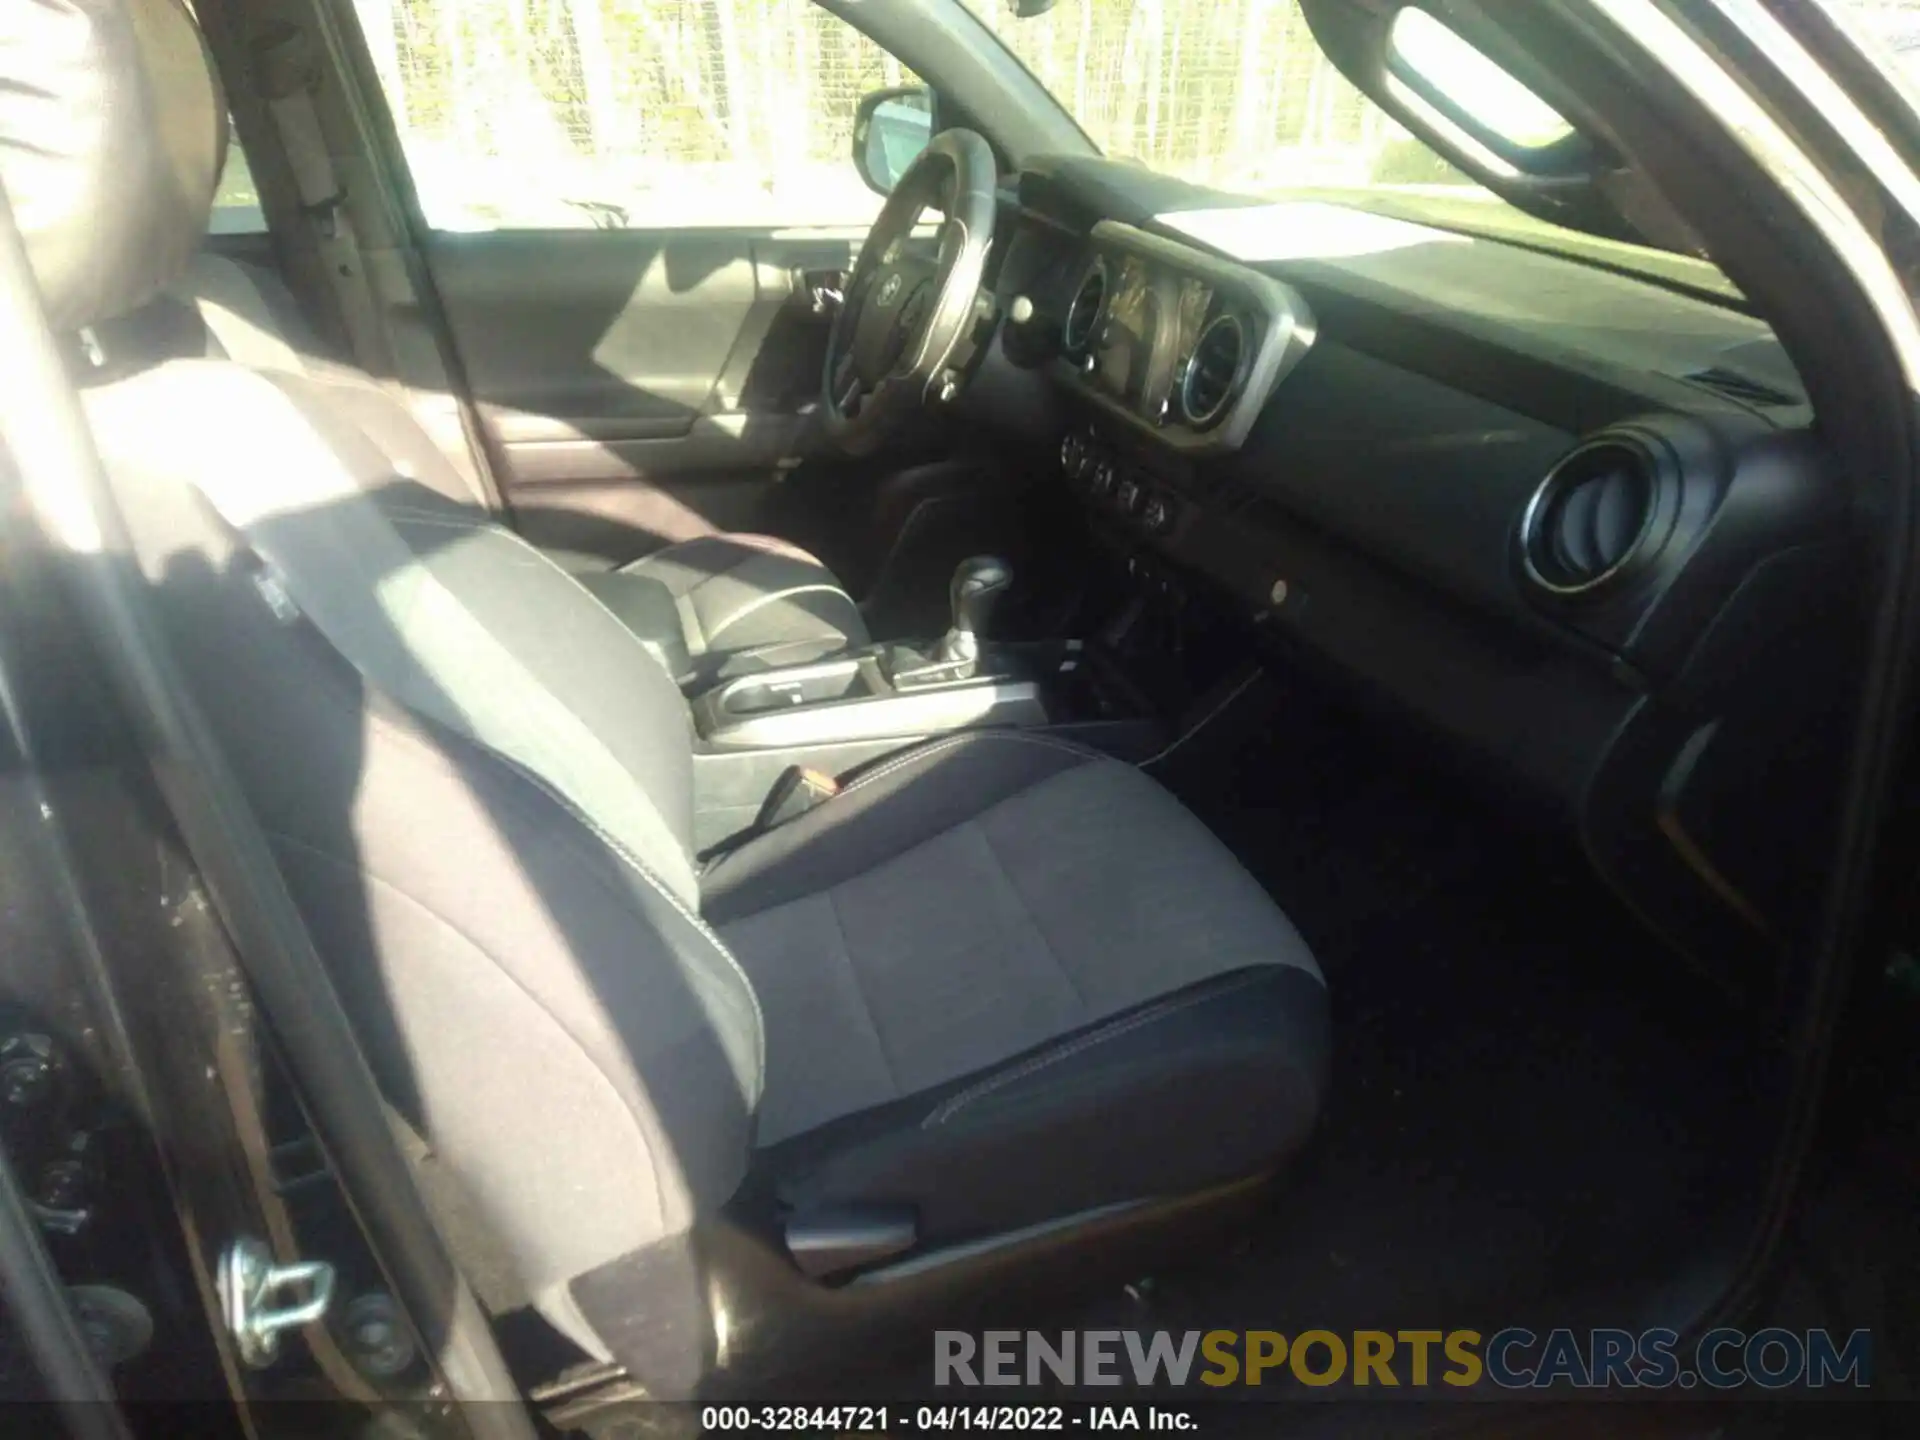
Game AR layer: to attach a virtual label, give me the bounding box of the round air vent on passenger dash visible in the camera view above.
[1179,312,1246,428]
[1520,439,1663,596]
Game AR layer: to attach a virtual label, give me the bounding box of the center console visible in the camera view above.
[686,556,1163,849]
[693,653,1047,750]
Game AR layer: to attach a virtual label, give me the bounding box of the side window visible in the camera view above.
[351,0,923,231]
[209,126,268,235]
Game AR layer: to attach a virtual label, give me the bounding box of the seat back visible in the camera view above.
[1,0,764,1353]
[170,251,500,512]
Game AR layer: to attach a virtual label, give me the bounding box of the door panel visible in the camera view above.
[421,228,861,565]
[327,0,947,572]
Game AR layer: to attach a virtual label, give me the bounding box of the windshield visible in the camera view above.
[959,0,1740,295]
[962,0,1480,194]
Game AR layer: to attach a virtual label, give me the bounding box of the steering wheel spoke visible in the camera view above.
[821,128,996,451]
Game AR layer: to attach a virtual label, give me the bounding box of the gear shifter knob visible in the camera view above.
[942,555,1013,664]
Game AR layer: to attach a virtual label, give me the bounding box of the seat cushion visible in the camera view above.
[583,533,869,692]
[703,732,1328,1241]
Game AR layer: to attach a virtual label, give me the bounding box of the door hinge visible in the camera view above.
[218,1237,336,1369]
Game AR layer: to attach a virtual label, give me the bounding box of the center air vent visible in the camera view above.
[1520,439,1666,596]
[1179,313,1245,428]
[1063,261,1107,355]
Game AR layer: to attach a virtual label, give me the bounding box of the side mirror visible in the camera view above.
[852,85,935,196]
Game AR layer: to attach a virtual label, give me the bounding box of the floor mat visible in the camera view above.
[1128,682,1783,1334]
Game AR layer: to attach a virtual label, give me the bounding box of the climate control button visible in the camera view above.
[1060,432,1090,480]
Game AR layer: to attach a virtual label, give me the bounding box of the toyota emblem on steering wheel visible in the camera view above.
[877,273,904,308]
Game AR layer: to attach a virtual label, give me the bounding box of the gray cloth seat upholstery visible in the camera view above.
[579,533,871,690]
[707,731,1326,1239]
[173,250,871,689]
[0,0,1329,1380]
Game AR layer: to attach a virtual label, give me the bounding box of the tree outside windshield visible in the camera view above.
[962,0,1481,195]
[960,0,1669,279]
[340,0,1920,255]
[966,1,1920,194]
[352,0,1472,230]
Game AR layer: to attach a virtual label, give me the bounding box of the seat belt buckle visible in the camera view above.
[754,766,840,832]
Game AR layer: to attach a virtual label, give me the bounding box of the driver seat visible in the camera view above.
[168,249,872,691]
[577,532,870,691]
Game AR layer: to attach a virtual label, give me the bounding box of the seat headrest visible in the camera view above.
[0,0,227,333]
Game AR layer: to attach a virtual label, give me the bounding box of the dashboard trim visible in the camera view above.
[1007,157,1842,1000]
[1179,311,1247,428]
[1062,256,1108,356]
[1048,220,1316,455]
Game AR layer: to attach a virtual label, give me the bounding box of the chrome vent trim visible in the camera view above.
[1179,312,1245,428]
[1062,260,1107,355]
[1519,439,1663,596]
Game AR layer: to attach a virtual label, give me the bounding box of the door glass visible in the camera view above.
[210,124,267,235]
[352,0,923,231]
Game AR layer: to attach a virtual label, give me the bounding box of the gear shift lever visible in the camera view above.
[888,556,1014,688]
[938,556,1014,667]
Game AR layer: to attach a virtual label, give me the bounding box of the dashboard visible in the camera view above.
[974,156,1854,999]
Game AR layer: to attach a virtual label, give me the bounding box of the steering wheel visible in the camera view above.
[823,128,998,454]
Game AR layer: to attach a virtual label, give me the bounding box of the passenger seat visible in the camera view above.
[1,0,1329,1392]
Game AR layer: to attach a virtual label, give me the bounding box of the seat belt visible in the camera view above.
[248,23,388,374]
[237,19,503,514]
[753,765,843,831]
